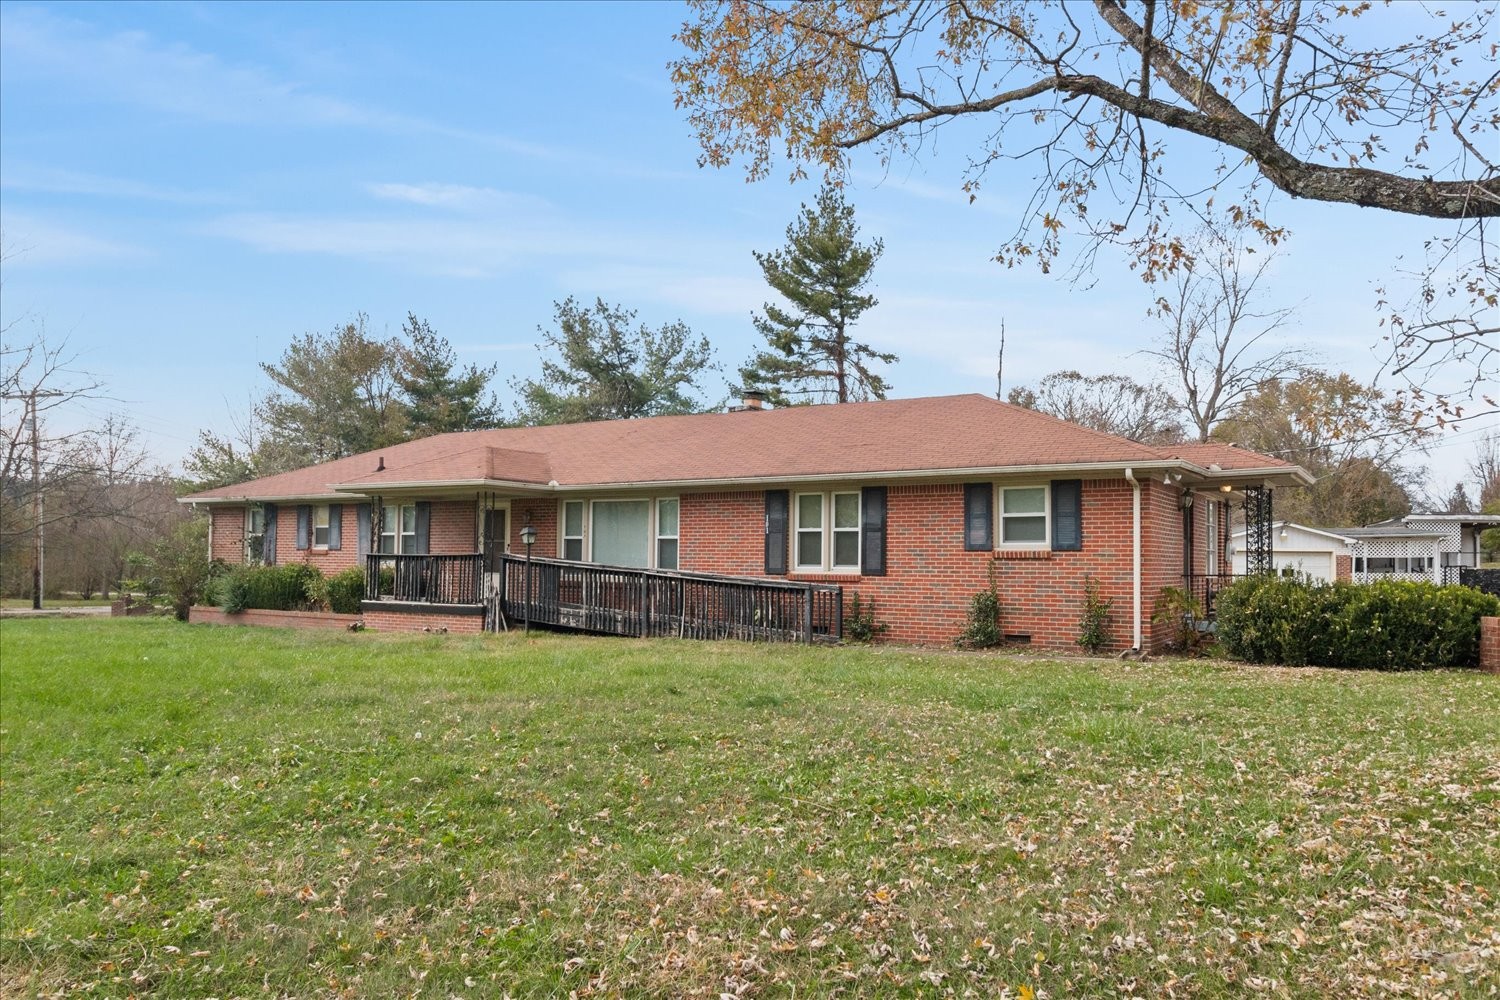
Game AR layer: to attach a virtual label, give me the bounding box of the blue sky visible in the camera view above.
[0,1,1490,490]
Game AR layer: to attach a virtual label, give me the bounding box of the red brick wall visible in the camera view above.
[210,501,480,572]
[207,481,1211,653]
[189,605,360,630]
[266,503,365,572]
[510,498,559,556]
[362,607,485,634]
[677,479,1175,652]
[1335,554,1353,582]
[210,507,245,563]
[427,500,477,555]
[1480,617,1500,673]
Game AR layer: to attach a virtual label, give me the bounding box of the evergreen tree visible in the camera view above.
[512,298,718,425]
[739,183,894,405]
[257,314,407,466]
[396,313,501,435]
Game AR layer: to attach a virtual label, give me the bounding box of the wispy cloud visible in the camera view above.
[364,182,551,214]
[0,212,150,266]
[0,6,562,159]
[0,162,229,205]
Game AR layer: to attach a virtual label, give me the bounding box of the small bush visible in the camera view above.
[843,593,889,643]
[1076,575,1113,654]
[1216,575,1500,670]
[218,563,325,613]
[1152,586,1208,654]
[326,568,366,615]
[956,564,1003,649]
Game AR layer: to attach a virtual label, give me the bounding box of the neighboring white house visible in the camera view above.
[1229,514,1499,585]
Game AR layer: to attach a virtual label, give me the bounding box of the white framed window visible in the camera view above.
[562,501,585,561]
[1206,500,1220,574]
[246,506,267,563]
[796,493,824,569]
[999,485,1048,545]
[313,505,331,549]
[831,492,860,569]
[379,504,417,554]
[656,498,679,571]
[795,491,861,572]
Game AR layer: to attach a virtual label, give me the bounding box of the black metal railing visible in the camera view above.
[1183,572,1242,619]
[493,553,843,643]
[365,553,484,605]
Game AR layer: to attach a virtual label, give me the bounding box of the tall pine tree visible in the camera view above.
[739,183,894,405]
[512,298,718,425]
[396,313,502,435]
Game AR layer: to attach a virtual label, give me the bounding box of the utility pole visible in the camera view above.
[2,389,64,609]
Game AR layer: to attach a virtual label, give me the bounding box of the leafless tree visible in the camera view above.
[1007,370,1183,444]
[1145,225,1306,442]
[1468,428,1500,511]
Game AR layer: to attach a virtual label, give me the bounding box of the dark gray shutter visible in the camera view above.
[860,486,887,576]
[1051,479,1083,552]
[764,490,789,575]
[963,483,993,551]
[262,503,278,565]
[296,505,311,550]
[414,501,431,554]
[327,504,343,550]
[356,504,371,555]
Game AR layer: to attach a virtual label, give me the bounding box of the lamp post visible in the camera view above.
[519,523,537,633]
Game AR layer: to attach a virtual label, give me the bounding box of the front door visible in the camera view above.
[482,509,507,572]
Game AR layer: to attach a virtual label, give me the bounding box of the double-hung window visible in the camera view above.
[999,486,1048,545]
[1205,501,1220,574]
[656,499,679,570]
[795,491,860,572]
[379,505,417,554]
[246,506,267,563]
[313,505,332,549]
[561,501,585,561]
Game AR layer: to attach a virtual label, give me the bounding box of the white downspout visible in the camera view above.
[1123,468,1143,651]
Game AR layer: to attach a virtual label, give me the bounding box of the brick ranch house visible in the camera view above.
[181,393,1310,652]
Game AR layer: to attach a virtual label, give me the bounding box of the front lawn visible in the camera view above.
[2,619,1496,997]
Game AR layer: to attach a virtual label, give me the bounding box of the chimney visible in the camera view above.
[376,456,385,472]
[739,389,767,411]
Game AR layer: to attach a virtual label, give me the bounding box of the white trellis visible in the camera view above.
[1351,535,1440,584]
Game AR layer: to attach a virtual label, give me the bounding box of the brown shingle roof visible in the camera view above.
[183,394,1302,501]
[1157,442,1296,471]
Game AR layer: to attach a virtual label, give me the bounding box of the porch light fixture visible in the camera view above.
[1179,491,1195,511]
[520,521,538,634]
[1220,484,1234,493]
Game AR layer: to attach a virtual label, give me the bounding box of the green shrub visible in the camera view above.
[1152,586,1208,654]
[843,593,889,643]
[956,564,1003,649]
[217,563,325,613]
[326,568,366,615]
[1216,576,1499,670]
[1076,575,1113,654]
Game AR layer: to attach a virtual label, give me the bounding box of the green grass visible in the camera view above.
[0,597,112,609]
[3,619,1497,998]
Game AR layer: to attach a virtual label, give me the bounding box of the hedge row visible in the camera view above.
[1215,576,1500,670]
[214,564,366,615]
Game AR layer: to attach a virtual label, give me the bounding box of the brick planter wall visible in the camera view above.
[189,606,361,630]
[1481,617,1500,673]
[361,603,485,634]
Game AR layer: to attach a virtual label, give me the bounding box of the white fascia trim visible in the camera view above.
[217,458,1310,500]
[178,493,348,506]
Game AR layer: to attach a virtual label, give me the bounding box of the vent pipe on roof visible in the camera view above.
[376,456,385,472]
